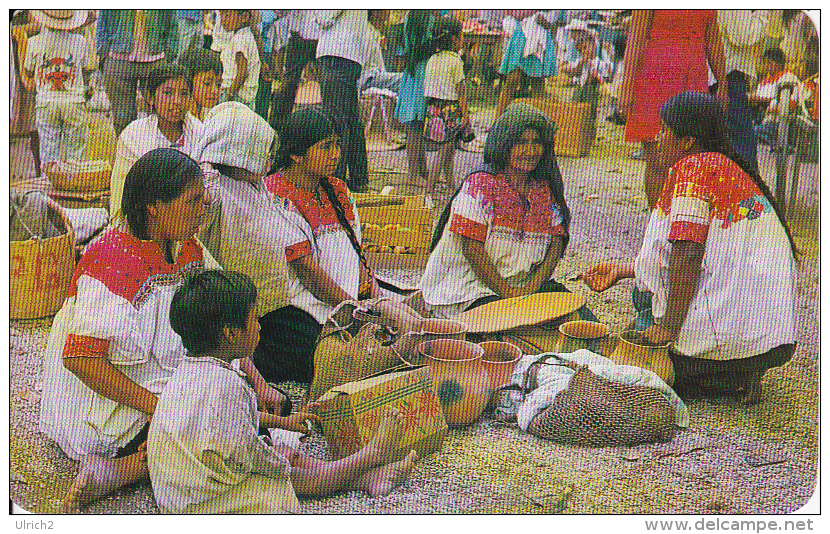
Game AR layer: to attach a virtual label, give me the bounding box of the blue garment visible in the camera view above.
[499,24,557,77]
[631,288,655,332]
[96,10,178,60]
[176,10,201,20]
[394,60,428,123]
[258,10,278,53]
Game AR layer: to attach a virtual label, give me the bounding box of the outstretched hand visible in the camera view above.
[582,262,626,292]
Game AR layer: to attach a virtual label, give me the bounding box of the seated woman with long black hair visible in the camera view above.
[419,102,596,321]
[255,107,380,385]
[584,91,798,404]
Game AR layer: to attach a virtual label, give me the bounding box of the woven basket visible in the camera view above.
[44,160,112,192]
[10,198,76,319]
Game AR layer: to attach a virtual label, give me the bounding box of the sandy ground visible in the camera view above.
[9,98,820,517]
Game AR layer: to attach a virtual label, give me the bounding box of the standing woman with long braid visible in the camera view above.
[263,107,379,383]
[584,92,798,405]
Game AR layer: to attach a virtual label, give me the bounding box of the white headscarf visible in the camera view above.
[193,102,276,176]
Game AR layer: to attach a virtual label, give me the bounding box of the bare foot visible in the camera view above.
[353,449,419,497]
[366,407,405,464]
[62,452,149,513]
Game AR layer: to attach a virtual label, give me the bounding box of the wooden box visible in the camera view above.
[354,192,434,270]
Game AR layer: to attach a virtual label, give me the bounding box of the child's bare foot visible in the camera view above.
[366,407,405,463]
[354,449,418,497]
[63,452,149,513]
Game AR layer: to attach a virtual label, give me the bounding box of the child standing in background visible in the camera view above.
[423,16,469,193]
[24,10,95,166]
[180,47,223,121]
[560,36,612,124]
[220,10,261,109]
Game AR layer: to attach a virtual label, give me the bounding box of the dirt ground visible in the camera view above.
[8,93,820,520]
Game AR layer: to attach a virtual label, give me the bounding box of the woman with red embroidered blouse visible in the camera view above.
[39,149,285,512]
[420,102,596,321]
[584,92,798,404]
[261,107,379,384]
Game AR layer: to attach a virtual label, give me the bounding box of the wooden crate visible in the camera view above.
[354,192,434,270]
[513,97,593,158]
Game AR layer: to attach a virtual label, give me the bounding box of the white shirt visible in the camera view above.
[148,356,299,514]
[314,10,369,66]
[424,51,465,101]
[200,169,291,317]
[567,56,612,86]
[39,230,219,460]
[221,26,261,102]
[24,28,92,105]
[289,9,321,40]
[210,10,232,53]
[634,153,797,360]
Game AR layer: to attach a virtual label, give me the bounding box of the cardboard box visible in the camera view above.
[317,365,448,460]
[513,98,594,158]
[354,193,434,270]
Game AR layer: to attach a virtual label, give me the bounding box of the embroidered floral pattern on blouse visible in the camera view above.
[660,153,770,243]
[449,214,487,242]
[266,173,356,237]
[285,240,313,263]
[62,334,110,359]
[68,231,206,309]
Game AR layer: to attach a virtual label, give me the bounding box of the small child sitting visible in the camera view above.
[560,36,612,123]
[219,9,261,109]
[179,46,223,121]
[24,10,96,166]
[148,270,418,513]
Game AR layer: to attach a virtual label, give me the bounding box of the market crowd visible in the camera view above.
[9,9,816,514]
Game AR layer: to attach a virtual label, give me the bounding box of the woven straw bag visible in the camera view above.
[10,196,76,318]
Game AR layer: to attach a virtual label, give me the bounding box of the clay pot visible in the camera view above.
[479,341,522,390]
[557,320,611,356]
[417,339,491,428]
[609,330,675,385]
[396,318,468,364]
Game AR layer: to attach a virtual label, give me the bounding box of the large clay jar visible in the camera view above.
[609,331,675,386]
[396,318,467,364]
[557,320,611,356]
[479,341,522,390]
[417,339,491,428]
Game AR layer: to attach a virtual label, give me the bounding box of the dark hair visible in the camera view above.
[145,63,192,110]
[430,103,570,252]
[660,91,798,258]
[272,107,338,171]
[273,107,373,289]
[121,148,203,239]
[763,48,787,68]
[403,10,436,76]
[179,46,223,80]
[432,16,462,52]
[170,270,258,354]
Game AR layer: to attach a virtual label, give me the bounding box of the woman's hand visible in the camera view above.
[254,383,290,416]
[642,323,677,346]
[582,262,634,292]
[279,411,321,435]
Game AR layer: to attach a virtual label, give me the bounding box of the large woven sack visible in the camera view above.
[43,159,112,192]
[86,116,117,164]
[524,358,677,447]
[308,298,424,402]
[10,193,76,319]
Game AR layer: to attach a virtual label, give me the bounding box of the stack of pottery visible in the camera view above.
[554,320,675,385]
